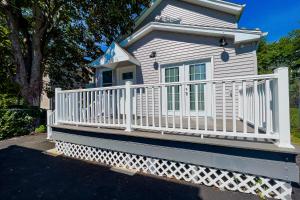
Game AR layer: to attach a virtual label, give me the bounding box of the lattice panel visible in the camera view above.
[55,141,292,200]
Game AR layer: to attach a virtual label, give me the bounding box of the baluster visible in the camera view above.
[159,86,162,129]
[146,87,149,127]
[254,81,259,134]
[123,89,126,125]
[152,87,155,127]
[195,84,199,130]
[112,89,115,125]
[91,91,94,123]
[165,85,168,129]
[69,93,71,121]
[117,89,120,125]
[265,79,271,134]
[140,88,143,126]
[180,85,183,130]
[172,86,176,129]
[242,81,247,133]
[188,84,191,130]
[108,90,111,124]
[134,88,137,126]
[103,90,106,124]
[213,83,216,132]
[222,82,226,133]
[232,82,236,133]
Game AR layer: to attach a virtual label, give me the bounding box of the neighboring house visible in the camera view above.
[48,1,299,199]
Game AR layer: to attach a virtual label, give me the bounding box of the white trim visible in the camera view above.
[134,0,245,29]
[121,22,266,47]
[90,42,140,68]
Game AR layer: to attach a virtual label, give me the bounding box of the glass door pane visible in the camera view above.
[102,70,113,87]
[165,67,180,111]
[189,64,206,111]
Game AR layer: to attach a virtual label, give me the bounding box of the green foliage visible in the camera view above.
[290,108,300,145]
[0,0,150,103]
[0,94,28,109]
[257,29,300,107]
[0,109,43,140]
[35,124,46,133]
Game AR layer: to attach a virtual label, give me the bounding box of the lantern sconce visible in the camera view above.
[149,51,156,58]
[219,37,228,47]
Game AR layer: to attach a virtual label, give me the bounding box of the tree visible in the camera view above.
[257,29,300,106]
[0,0,149,106]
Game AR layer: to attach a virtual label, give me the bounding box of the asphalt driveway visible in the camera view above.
[0,133,299,200]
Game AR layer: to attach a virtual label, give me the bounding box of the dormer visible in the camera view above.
[134,0,245,31]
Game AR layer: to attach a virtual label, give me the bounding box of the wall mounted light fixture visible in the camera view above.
[149,51,156,58]
[219,37,228,47]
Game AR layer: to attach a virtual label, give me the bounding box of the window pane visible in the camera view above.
[102,70,112,87]
[122,72,133,80]
[189,64,206,81]
[190,84,205,111]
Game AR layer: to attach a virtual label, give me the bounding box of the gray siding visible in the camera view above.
[127,31,257,84]
[127,31,258,117]
[137,0,237,30]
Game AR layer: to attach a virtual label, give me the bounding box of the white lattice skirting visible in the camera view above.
[55,141,292,200]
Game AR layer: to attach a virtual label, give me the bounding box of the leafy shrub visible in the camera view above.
[290,108,300,145]
[0,94,27,109]
[0,109,44,140]
[35,125,47,133]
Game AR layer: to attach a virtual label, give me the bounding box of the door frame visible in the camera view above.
[116,65,137,85]
[97,67,114,87]
[160,58,213,117]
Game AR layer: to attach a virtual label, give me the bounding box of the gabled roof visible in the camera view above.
[134,0,245,29]
[89,42,140,68]
[121,22,267,47]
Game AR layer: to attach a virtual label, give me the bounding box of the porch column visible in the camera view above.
[274,67,294,148]
[125,81,133,132]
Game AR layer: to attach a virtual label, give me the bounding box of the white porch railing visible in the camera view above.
[51,67,293,148]
[47,110,55,139]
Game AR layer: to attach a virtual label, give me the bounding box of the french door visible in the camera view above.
[162,60,212,116]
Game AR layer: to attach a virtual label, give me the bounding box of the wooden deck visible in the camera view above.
[50,123,299,154]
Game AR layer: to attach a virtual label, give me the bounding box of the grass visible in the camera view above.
[291,108,300,146]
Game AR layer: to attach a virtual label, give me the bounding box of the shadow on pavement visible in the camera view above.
[0,145,202,200]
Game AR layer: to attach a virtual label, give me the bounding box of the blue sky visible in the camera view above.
[230,0,300,41]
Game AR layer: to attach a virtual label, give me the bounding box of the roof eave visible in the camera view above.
[121,22,265,47]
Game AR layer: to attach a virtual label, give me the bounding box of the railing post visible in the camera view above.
[125,81,132,132]
[274,67,294,148]
[47,110,52,139]
[55,88,61,125]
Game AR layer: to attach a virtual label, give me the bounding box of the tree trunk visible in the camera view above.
[3,4,48,107]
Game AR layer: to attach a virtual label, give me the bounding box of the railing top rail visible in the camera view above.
[57,85,126,93]
[56,73,278,93]
[130,73,278,88]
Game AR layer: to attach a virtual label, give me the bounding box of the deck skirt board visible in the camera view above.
[51,125,300,154]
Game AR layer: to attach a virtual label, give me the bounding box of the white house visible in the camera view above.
[48,1,299,199]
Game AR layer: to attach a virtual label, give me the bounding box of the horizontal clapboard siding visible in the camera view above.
[136,0,237,31]
[127,31,257,117]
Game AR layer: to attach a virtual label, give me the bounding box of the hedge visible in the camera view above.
[0,108,45,140]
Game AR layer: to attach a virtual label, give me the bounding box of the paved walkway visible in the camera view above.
[0,133,299,200]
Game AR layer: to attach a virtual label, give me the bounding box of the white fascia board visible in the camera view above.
[134,0,162,29]
[121,22,265,47]
[183,0,245,15]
